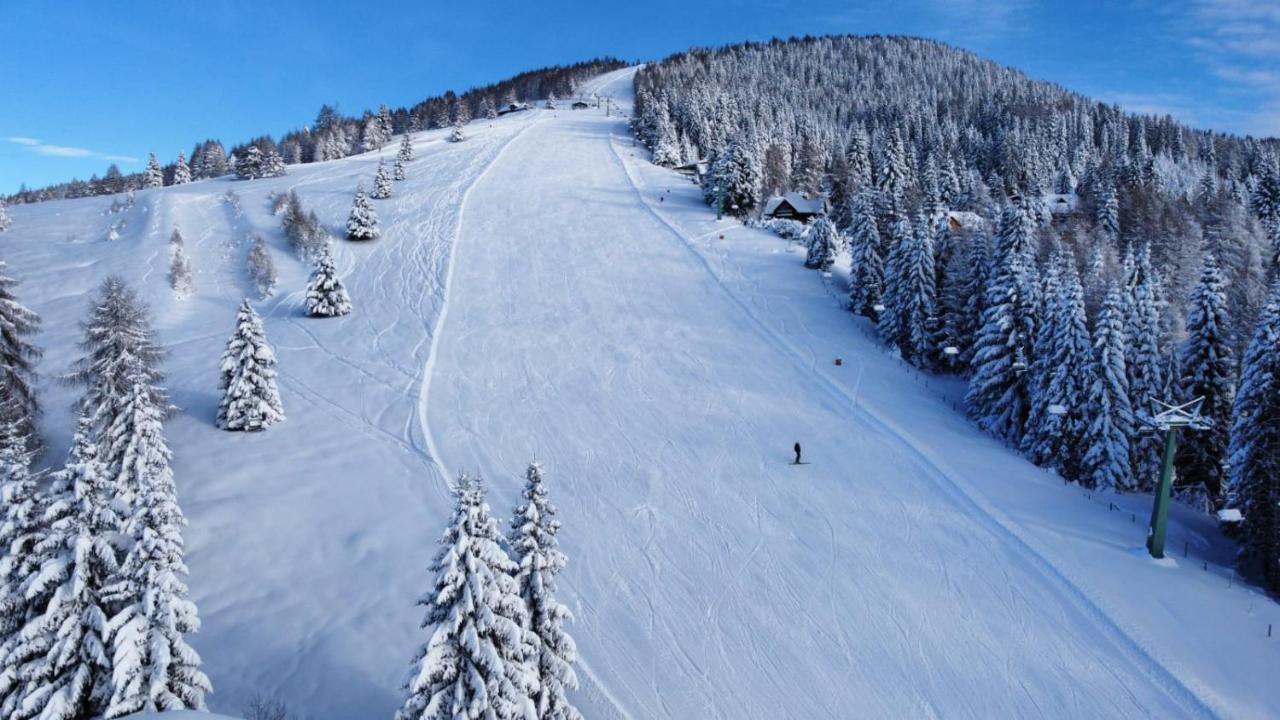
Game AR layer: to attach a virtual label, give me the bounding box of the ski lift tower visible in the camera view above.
[1142,397,1212,559]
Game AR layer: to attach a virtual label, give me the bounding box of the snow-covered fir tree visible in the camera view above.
[169,230,194,298]
[846,193,883,319]
[247,235,278,299]
[217,300,284,432]
[1026,252,1093,477]
[261,149,287,178]
[899,215,940,368]
[878,126,912,215]
[172,152,192,185]
[545,92,557,110]
[804,215,839,271]
[878,215,915,351]
[102,377,210,717]
[0,423,43,710]
[0,200,11,232]
[1225,282,1280,592]
[372,161,393,199]
[1081,286,1134,491]
[395,156,407,182]
[938,229,991,373]
[0,260,42,454]
[234,147,264,180]
[966,202,1040,445]
[707,131,762,217]
[306,245,353,318]
[450,121,466,143]
[347,185,380,240]
[508,464,581,720]
[143,153,164,189]
[650,106,682,167]
[1124,246,1166,491]
[398,132,415,164]
[1176,253,1235,506]
[0,413,119,720]
[68,277,168,493]
[397,475,535,720]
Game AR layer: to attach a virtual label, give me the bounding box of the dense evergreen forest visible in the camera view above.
[633,35,1280,591]
[4,57,625,204]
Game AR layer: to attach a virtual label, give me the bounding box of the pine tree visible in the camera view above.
[143,154,163,189]
[0,260,42,454]
[68,277,168,499]
[261,149,287,178]
[1081,287,1134,491]
[1176,253,1235,506]
[709,132,762,217]
[395,156,407,182]
[217,300,284,432]
[398,133,415,164]
[936,229,989,373]
[651,106,682,167]
[847,194,883,319]
[0,200,11,232]
[235,147,263,180]
[900,215,940,368]
[1125,247,1165,490]
[172,152,192,185]
[102,378,210,717]
[397,475,535,720]
[804,216,838,271]
[1027,253,1093,477]
[878,126,912,214]
[1,413,118,720]
[347,185,380,240]
[169,232,194,298]
[878,216,914,351]
[0,423,43,711]
[372,161,393,199]
[1097,182,1120,243]
[1225,283,1280,592]
[450,121,466,143]
[966,202,1040,445]
[509,465,581,720]
[306,245,353,318]
[246,236,278,299]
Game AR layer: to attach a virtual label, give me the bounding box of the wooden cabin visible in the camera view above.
[763,193,827,223]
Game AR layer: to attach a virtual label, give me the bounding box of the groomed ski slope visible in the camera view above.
[2,66,1276,718]
[430,67,1279,719]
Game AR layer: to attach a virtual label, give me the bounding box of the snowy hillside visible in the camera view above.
[3,67,1278,718]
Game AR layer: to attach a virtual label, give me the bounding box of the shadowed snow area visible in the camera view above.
[4,66,1277,718]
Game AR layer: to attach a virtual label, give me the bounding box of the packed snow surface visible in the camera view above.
[4,67,1277,718]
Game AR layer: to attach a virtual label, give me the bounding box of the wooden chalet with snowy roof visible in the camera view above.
[497,102,532,116]
[763,193,827,223]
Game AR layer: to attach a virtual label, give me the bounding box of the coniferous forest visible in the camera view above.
[633,35,1280,590]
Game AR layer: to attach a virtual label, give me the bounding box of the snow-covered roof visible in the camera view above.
[763,192,826,216]
[1046,192,1079,215]
[946,210,987,231]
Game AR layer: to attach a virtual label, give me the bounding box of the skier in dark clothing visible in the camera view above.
[794,442,802,465]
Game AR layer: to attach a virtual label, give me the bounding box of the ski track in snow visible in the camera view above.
[4,65,1277,719]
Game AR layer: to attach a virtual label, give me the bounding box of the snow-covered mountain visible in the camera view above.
[3,66,1277,719]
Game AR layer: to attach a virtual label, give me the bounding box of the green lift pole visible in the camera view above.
[1147,426,1179,559]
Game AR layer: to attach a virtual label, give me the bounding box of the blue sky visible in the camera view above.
[2,0,1277,194]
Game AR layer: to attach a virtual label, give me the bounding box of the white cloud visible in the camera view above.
[4,136,137,164]
[1180,0,1280,138]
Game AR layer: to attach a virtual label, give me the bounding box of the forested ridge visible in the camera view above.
[5,57,625,204]
[633,35,1280,592]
